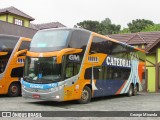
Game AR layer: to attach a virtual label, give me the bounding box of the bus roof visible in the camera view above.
[37,28,145,53]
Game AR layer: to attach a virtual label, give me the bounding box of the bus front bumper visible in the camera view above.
[22,86,64,102]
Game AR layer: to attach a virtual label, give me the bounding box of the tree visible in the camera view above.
[77,20,101,33]
[119,28,130,34]
[142,24,160,32]
[77,18,121,35]
[127,19,154,33]
[100,18,121,34]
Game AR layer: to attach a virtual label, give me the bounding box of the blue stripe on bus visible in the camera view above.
[22,80,58,90]
[93,80,126,97]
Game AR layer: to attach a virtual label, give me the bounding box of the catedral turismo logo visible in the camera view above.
[106,56,131,68]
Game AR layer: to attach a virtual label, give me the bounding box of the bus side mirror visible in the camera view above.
[14,49,28,58]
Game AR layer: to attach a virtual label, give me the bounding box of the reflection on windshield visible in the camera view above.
[31,30,70,48]
[24,57,61,83]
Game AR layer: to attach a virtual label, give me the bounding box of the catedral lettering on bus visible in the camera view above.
[21,28,145,104]
[0,34,31,96]
[106,56,131,68]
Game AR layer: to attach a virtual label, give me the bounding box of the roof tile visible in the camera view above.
[31,22,66,30]
[109,31,160,52]
[0,6,34,21]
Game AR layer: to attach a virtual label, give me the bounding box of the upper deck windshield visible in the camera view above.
[30,30,70,52]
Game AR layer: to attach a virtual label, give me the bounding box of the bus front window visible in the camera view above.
[30,30,70,52]
[24,57,62,83]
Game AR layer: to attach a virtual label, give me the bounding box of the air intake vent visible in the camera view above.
[88,56,99,62]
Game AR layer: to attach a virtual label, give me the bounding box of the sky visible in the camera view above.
[0,0,160,28]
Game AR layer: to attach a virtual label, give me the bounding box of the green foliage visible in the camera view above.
[119,28,130,34]
[77,18,158,34]
[100,18,121,34]
[77,20,101,33]
[77,18,121,35]
[127,19,154,33]
[142,24,160,32]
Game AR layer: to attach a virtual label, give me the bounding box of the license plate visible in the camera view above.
[32,94,40,99]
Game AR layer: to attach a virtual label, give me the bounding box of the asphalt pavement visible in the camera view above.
[0,92,160,120]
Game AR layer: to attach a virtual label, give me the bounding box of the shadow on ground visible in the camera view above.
[26,93,141,108]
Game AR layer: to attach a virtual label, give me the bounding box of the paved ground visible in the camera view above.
[0,92,160,120]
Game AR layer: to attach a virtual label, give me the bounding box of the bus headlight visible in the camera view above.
[56,96,60,99]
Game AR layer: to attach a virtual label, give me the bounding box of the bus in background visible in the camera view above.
[22,28,145,104]
[0,34,31,97]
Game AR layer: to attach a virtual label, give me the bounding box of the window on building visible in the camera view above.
[14,18,23,26]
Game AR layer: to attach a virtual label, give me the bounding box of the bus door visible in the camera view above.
[64,54,81,99]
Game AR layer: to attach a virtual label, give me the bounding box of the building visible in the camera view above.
[109,32,160,92]
[0,6,66,38]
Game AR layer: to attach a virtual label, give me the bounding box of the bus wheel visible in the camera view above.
[133,84,138,96]
[8,83,21,97]
[78,86,91,104]
[127,85,133,97]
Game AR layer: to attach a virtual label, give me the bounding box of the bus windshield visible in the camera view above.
[30,30,70,52]
[24,57,62,83]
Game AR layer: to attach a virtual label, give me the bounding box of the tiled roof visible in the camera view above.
[109,32,160,52]
[29,23,39,30]
[0,6,34,21]
[108,33,136,43]
[126,33,146,45]
[138,32,160,50]
[31,22,66,30]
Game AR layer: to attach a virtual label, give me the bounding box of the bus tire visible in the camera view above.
[8,83,21,97]
[127,85,133,97]
[133,84,138,96]
[78,86,91,104]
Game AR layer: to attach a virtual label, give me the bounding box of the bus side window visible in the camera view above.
[84,67,100,80]
[0,61,6,73]
[65,63,80,79]
[84,68,91,79]
[18,41,30,51]
[65,63,74,78]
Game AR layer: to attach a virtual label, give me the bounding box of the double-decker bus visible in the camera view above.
[22,28,145,103]
[0,34,31,97]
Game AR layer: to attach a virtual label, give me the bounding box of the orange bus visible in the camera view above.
[22,28,145,103]
[0,34,31,97]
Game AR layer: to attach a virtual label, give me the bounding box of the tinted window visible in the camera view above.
[84,67,100,80]
[84,66,131,80]
[0,36,19,52]
[11,67,23,77]
[65,62,80,79]
[0,35,19,73]
[90,36,134,59]
[18,41,30,51]
[68,30,90,51]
